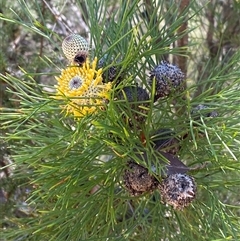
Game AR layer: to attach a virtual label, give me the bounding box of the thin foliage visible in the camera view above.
[0,0,240,240]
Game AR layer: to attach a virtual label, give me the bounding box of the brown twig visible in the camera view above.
[206,1,219,58]
[174,0,190,115]
[175,0,189,84]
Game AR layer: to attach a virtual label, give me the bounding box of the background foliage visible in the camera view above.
[1,0,240,240]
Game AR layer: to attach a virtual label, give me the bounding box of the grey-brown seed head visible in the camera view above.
[123,161,159,196]
[149,61,185,101]
[98,54,118,83]
[117,85,150,126]
[159,173,196,210]
[62,34,89,65]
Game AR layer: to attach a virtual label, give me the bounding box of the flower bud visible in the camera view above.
[62,34,89,65]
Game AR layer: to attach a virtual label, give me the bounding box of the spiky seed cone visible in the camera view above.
[98,54,119,83]
[159,173,197,210]
[123,161,159,196]
[117,85,149,125]
[62,34,89,65]
[149,61,185,101]
[118,86,149,103]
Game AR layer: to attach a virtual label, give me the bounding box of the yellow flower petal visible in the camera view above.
[55,57,112,117]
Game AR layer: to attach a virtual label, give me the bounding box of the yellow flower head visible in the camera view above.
[55,57,112,117]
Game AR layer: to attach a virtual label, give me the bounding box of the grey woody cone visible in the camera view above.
[123,161,159,196]
[149,61,185,101]
[98,54,119,83]
[117,85,149,126]
[159,173,197,210]
[62,34,89,65]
